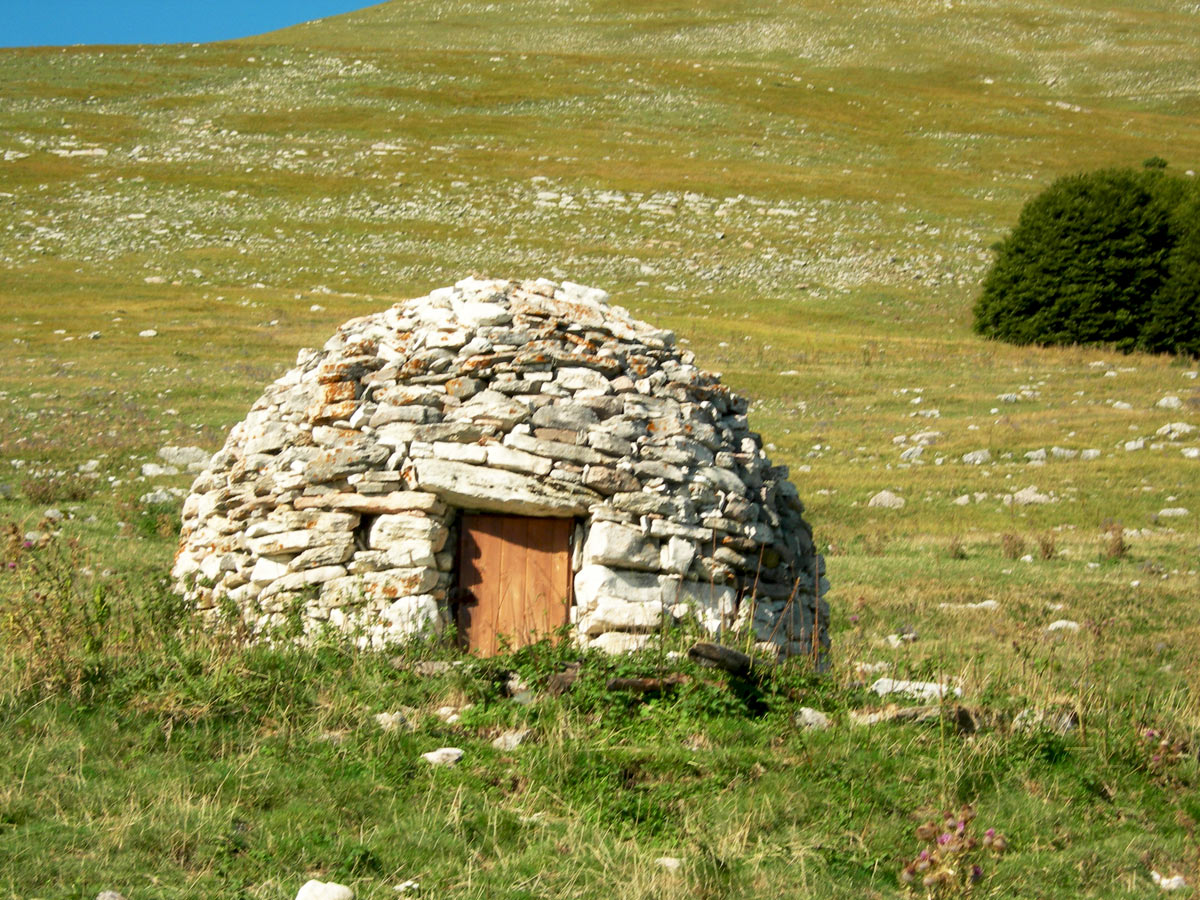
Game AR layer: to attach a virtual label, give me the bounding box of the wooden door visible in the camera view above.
[457,515,573,656]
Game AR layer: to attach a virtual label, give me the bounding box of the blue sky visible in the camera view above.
[0,1,374,48]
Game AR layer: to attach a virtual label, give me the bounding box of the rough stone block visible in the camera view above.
[322,569,441,606]
[413,458,591,516]
[369,514,449,551]
[582,520,659,570]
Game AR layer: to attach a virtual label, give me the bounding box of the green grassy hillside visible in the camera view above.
[1,1,1199,897]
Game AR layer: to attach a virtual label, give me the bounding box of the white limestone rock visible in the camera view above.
[868,489,905,509]
[295,881,353,900]
[793,707,830,730]
[871,678,961,701]
[421,747,464,766]
[582,520,658,570]
[588,631,651,653]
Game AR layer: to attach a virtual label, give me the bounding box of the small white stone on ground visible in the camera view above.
[1156,422,1196,440]
[140,488,182,504]
[1046,619,1081,633]
[393,880,420,893]
[295,881,354,900]
[853,661,892,679]
[374,711,407,732]
[492,728,531,750]
[1013,707,1078,734]
[435,705,469,724]
[937,599,999,611]
[1081,449,1101,460]
[1151,871,1188,891]
[868,489,904,509]
[793,707,830,729]
[1158,507,1189,518]
[870,678,960,701]
[655,857,683,872]
[1006,485,1051,505]
[421,746,464,766]
[139,329,158,338]
[95,892,127,900]
[159,445,212,470]
[962,449,991,465]
[1156,395,1183,410]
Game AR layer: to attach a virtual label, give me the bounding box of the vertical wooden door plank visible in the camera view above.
[459,514,573,656]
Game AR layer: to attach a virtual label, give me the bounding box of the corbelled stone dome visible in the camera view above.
[174,277,829,658]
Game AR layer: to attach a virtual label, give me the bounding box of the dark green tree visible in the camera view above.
[1143,196,1200,357]
[973,168,1177,352]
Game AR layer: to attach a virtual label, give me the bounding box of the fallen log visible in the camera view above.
[687,641,775,678]
[605,673,691,694]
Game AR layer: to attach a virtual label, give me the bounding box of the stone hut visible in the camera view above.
[173,278,829,657]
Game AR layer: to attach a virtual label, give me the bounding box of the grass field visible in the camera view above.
[1,1,1199,897]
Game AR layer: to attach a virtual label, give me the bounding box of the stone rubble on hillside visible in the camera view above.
[173,278,828,658]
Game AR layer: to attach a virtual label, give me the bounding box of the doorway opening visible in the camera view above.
[456,514,574,656]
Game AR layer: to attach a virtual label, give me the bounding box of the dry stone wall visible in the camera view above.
[174,277,830,657]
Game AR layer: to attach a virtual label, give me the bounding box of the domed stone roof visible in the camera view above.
[173,277,829,658]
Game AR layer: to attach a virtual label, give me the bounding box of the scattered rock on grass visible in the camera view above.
[421,747,464,766]
[1158,507,1189,518]
[436,705,469,724]
[295,881,353,900]
[871,678,960,701]
[1045,619,1081,633]
[868,489,905,509]
[492,728,531,750]
[937,599,999,611]
[158,445,213,471]
[655,857,683,872]
[1012,706,1078,734]
[374,711,408,732]
[1151,871,1188,891]
[793,707,830,730]
[139,488,182,505]
[1156,422,1196,440]
[1005,485,1052,505]
[850,704,983,732]
[95,892,127,900]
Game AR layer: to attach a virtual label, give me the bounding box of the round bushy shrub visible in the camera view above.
[1144,196,1200,357]
[973,166,1200,356]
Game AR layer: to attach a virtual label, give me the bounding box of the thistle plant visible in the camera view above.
[900,804,1008,894]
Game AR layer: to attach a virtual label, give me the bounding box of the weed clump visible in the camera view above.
[20,473,93,504]
[1000,532,1026,560]
[900,804,1008,894]
[1036,532,1057,560]
[1102,523,1128,560]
